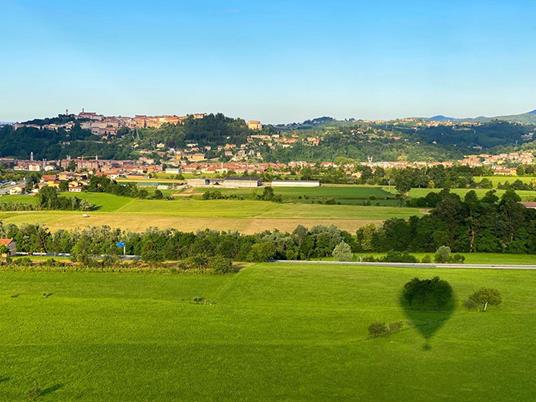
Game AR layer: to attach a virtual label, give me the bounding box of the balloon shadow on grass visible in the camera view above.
[399,277,456,350]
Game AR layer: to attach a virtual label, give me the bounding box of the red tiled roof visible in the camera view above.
[0,238,13,245]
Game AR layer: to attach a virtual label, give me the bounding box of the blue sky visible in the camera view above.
[2,0,536,123]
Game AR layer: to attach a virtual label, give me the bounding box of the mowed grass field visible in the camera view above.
[0,263,534,401]
[0,193,425,233]
[195,185,399,205]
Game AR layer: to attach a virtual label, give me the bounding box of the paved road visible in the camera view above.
[275,260,536,270]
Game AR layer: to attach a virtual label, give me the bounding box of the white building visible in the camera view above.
[271,180,320,187]
[222,178,261,188]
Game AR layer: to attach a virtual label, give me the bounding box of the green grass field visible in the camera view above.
[0,193,424,233]
[396,187,536,201]
[196,185,399,205]
[476,175,536,186]
[0,263,534,401]
[339,252,536,265]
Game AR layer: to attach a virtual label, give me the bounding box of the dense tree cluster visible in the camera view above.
[0,224,355,262]
[85,176,165,199]
[358,189,536,253]
[0,125,132,160]
[38,187,95,211]
[136,113,253,149]
[392,166,490,194]
[2,190,534,261]
[388,121,534,150]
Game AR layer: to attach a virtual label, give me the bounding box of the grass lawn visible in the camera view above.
[0,263,534,401]
[0,195,39,205]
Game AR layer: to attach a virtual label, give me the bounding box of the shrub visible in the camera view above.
[185,255,209,270]
[449,254,465,263]
[209,256,237,274]
[203,190,224,200]
[434,246,451,263]
[382,251,418,263]
[247,242,276,262]
[332,241,353,261]
[421,255,432,263]
[368,322,389,337]
[13,257,33,266]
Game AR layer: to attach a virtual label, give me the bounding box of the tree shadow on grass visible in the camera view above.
[0,376,10,384]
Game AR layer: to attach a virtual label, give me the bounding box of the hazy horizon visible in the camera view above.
[2,0,536,123]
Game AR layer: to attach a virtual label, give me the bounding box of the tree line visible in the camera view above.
[1,189,534,265]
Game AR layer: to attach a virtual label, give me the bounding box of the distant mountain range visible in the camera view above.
[425,109,536,124]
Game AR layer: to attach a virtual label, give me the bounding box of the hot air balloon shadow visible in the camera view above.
[399,276,455,350]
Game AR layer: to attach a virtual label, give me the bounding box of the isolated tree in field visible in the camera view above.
[434,246,451,263]
[332,241,353,261]
[465,288,502,312]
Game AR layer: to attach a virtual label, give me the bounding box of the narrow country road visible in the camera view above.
[274,260,536,270]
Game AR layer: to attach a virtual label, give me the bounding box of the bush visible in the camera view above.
[368,322,389,337]
[247,242,276,262]
[382,251,418,263]
[332,241,353,261]
[421,255,432,263]
[203,190,224,200]
[13,257,33,266]
[209,256,237,274]
[449,254,465,263]
[184,255,209,270]
[434,246,451,263]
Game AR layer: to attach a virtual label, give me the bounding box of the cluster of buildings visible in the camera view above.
[12,110,264,137]
[6,156,162,177]
[459,152,534,174]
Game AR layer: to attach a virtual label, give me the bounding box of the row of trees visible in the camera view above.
[85,176,165,199]
[0,224,354,262]
[1,189,534,260]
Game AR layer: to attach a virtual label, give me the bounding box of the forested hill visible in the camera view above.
[1,113,535,162]
[137,113,253,148]
[383,121,535,149]
[0,124,132,160]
